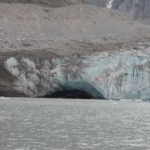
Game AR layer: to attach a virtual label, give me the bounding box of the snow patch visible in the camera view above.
[5,57,20,76]
[106,0,114,9]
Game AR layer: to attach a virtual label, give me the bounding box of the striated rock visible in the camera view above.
[1,47,150,100]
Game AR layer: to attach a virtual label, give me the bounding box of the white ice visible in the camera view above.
[106,0,114,9]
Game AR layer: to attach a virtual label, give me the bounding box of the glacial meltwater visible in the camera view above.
[0,98,150,150]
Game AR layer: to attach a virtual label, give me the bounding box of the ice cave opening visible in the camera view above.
[45,89,94,99]
[44,81,105,99]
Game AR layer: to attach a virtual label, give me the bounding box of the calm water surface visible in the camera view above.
[0,98,150,150]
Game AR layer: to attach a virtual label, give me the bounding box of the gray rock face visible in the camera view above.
[84,0,150,22]
[110,0,150,21]
[83,0,150,22]
[1,47,150,100]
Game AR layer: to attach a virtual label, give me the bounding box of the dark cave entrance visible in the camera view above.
[44,82,105,99]
[45,89,95,99]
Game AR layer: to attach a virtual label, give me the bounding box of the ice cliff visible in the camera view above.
[1,47,150,100]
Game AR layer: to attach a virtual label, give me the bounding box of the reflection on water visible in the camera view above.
[0,98,150,150]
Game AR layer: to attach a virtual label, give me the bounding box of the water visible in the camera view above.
[0,98,150,150]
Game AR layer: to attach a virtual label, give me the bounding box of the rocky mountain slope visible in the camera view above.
[0,3,149,54]
[0,0,149,22]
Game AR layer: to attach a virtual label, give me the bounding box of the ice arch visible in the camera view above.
[44,81,105,99]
